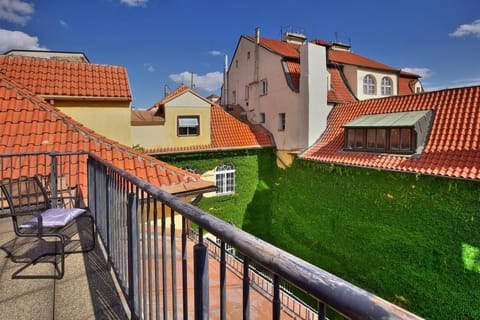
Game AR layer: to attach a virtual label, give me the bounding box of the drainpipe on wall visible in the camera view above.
[253,27,261,119]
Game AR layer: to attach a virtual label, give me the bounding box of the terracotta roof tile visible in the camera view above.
[284,61,355,103]
[328,50,397,72]
[0,74,213,194]
[244,36,301,59]
[327,67,356,103]
[0,55,131,99]
[301,85,480,181]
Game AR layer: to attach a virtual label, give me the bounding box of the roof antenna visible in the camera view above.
[164,85,170,97]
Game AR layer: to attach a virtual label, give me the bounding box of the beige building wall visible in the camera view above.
[228,37,299,151]
[131,91,212,149]
[55,100,132,146]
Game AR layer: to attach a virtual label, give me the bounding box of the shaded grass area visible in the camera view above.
[245,160,480,319]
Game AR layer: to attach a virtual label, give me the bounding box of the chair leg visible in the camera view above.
[12,234,65,280]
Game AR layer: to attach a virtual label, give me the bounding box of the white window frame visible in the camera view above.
[381,77,393,96]
[177,116,199,136]
[215,164,235,195]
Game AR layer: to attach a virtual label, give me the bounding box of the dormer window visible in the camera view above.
[343,110,433,155]
[363,75,376,95]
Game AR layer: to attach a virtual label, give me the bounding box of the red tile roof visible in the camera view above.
[284,61,356,103]
[0,74,213,194]
[328,50,397,72]
[327,67,357,103]
[0,55,131,99]
[246,36,412,102]
[244,36,301,59]
[148,84,190,111]
[300,86,480,181]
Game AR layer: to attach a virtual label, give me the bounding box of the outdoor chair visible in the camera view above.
[0,175,95,279]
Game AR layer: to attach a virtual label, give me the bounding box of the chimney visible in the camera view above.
[299,42,330,147]
[283,32,307,45]
[255,27,260,44]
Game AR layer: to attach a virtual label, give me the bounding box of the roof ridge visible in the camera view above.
[0,55,128,70]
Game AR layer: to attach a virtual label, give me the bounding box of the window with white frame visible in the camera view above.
[278,113,286,131]
[381,77,393,96]
[215,164,235,195]
[363,75,376,95]
[177,116,199,136]
[260,79,268,95]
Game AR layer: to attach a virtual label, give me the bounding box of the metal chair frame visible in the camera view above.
[0,175,95,279]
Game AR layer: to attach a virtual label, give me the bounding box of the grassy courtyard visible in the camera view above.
[160,151,480,319]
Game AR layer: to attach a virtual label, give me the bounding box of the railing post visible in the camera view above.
[127,193,140,319]
[194,228,209,320]
[105,172,110,252]
[49,153,58,208]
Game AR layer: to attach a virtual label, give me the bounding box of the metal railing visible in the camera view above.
[86,153,423,320]
[1,152,423,319]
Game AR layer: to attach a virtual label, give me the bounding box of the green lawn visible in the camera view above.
[160,152,480,319]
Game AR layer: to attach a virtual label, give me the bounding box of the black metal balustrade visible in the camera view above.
[1,152,423,320]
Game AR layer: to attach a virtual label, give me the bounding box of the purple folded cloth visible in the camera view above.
[20,208,86,228]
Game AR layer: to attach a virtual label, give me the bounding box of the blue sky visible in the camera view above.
[1,0,479,108]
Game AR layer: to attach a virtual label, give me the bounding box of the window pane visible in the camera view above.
[367,129,376,148]
[390,128,400,150]
[400,128,412,150]
[376,128,386,149]
[346,129,355,149]
[354,129,364,148]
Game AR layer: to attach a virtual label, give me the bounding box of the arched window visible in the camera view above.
[381,77,393,96]
[363,75,376,95]
[215,164,235,195]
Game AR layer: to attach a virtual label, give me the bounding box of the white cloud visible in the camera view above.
[169,71,223,92]
[449,19,480,38]
[59,19,68,28]
[144,63,155,72]
[208,50,222,56]
[402,67,432,79]
[0,28,46,52]
[452,77,480,86]
[0,0,34,25]
[120,0,148,7]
